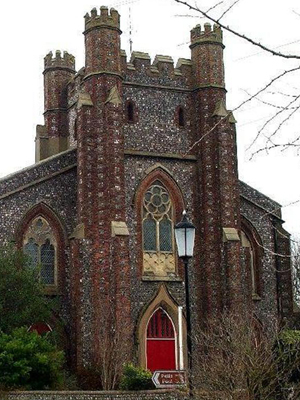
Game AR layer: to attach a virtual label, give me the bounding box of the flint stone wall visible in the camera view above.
[5,390,188,400]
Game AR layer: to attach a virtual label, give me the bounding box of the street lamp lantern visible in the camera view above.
[174,210,195,392]
[174,210,196,259]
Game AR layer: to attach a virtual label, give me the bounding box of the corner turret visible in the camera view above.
[44,50,75,71]
[36,50,76,162]
[84,6,120,31]
[190,23,223,46]
[84,7,121,76]
[190,23,225,89]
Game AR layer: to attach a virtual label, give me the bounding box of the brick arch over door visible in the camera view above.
[137,284,188,371]
[16,202,67,294]
[134,167,185,279]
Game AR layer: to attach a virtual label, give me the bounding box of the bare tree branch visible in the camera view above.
[217,0,242,23]
[205,0,224,14]
[234,66,300,113]
[247,93,300,151]
[243,89,299,110]
[174,0,300,59]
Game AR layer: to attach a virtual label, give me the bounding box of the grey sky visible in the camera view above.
[1,0,300,236]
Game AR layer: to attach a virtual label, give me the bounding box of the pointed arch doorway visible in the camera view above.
[146,308,177,372]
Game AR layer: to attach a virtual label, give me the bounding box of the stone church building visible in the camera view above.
[0,6,294,383]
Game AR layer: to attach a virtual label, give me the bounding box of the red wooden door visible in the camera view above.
[28,322,52,335]
[146,308,176,372]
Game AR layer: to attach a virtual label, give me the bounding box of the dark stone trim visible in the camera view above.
[43,67,76,74]
[123,81,192,93]
[124,149,197,161]
[190,40,225,49]
[84,71,124,81]
[193,85,226,91]
[84,25,122,35]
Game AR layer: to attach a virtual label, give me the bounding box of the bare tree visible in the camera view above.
[192,311,300,400]
[174,0,300,157]
[79,297,132,390]
[94,308,131,389]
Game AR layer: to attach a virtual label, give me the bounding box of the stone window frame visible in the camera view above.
[23,216,58,287]
[16,203,67,296]
[241,218,264,300]
[135,167,185,281]
[143,179,175,252]
[125,99,138,124]
[175,105,185,128]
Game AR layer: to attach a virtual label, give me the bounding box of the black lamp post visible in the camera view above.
[174,210,195,385]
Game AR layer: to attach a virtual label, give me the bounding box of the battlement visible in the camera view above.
[120,50,192,85]
[44,51,76,71]
[190,23,223,47]
[84,6,120,32]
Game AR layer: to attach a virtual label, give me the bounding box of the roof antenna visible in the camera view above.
[129,7,133,55]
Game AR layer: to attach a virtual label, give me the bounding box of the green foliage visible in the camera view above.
[0,245,51,333]
[276,329,300,386]
[0,327,64,390]
[120,363,154,391]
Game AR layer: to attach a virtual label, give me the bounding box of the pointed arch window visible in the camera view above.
[178,107,185,127]
[23,217,57,286]
[142,180,176,278]
[241,229,260,298]
[126,100,135,123]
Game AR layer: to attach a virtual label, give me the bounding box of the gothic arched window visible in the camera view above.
[126,100,135,123]
[142,180,176,278]
[241,229,260,298]
[23,217,57,286]
[178,107,185,127]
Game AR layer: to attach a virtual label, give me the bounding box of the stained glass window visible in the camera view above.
[24,238,39,268]
[41,239,55,284]
[23,217,57,286]
[159,217,172,252]
[143,217,156,251]
[143,181,174,255]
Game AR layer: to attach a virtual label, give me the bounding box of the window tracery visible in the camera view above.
[23,217,57,285]
[142,180,176,277]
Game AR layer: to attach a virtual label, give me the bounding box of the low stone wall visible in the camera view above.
[4,390,188,400]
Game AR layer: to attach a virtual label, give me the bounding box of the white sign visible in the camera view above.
[152,370,186,388]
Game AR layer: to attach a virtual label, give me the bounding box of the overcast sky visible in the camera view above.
[1,0,300,237]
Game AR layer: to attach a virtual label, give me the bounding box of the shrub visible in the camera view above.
[120,363,154,391]
[0,327,64,390]
[0,245,52,333]
[276,330,300,385]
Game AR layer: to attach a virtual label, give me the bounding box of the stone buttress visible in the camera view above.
[190,23,244,317]
[70,7,132,374]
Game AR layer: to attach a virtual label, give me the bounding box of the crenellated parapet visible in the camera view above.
[84,6,120,32]
[44,51,75,72]
[190,23,223,48]
[121,50,192,86]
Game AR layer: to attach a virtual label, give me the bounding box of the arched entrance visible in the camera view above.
[146,308,176,372]
[28,322,52,335]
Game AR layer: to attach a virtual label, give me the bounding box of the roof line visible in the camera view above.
[0,148,76,184]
